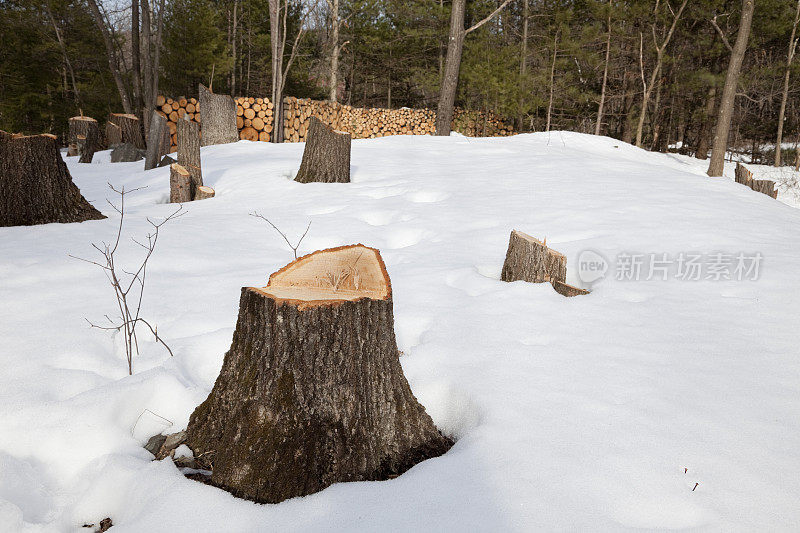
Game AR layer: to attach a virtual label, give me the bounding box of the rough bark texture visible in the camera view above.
[435,0,466,136]
[185,245,452,504]
[177,115,203,195]
[144,110,170,170]
[106,122,122,146]
[169,163,192,203]
[69,116,103,163]
[108,113,145,149]
[198,84,238,146]
[501,230,567,284]
[735,163,777,199]
[0,132,105,226]
[294,117,351,183]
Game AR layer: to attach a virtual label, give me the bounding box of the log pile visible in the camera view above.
[157,94,513,150]
[734,162,778,199]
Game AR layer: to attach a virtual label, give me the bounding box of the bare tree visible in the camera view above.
[635,0,689,148]
[595,0,612,136]
[707,0,755,177]
[435,0,513,136]
[72,185,183,375]
[775,0,800,167]
[546,31,559,133]
[269,0,319,142]
[85,0,133,113]
[250,212,311,259]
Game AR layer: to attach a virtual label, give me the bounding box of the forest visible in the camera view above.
[1,0,798,166]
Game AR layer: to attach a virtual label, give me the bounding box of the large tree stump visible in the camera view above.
[501,230,566,284]
[144,111,170,170]
[169,163,192,203]
[185,244,452,504]
[108,113,144,149]
[68,116,103,164]
[198,84,238,146]
[177,115,203,197]
[294,117,351,183]
[0,132,105,226]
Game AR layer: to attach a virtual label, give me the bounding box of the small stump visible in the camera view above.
[185,244,452,504]
[107,113,144,149]
[501,230,588,297]
[68,116,102,163]
[294,117,351,183]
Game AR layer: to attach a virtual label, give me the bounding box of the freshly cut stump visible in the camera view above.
[198,84,238,146]
[0,132,105,226]
[177,115,203,196]
[144,110,170,170]
[108,113,144,149]
[169,163,191,203]
[68,116,102,163]
[501,230,566,284]
[195,185,215,200]
[735,162,777,199]
[294,117,351,183]
[185,244,452,504]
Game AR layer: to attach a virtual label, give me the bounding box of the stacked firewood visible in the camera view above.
[157,94,513,150]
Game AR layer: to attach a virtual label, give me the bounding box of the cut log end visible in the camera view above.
[254,244,391,309]
[195,185,215,200]
[551,279,590,297]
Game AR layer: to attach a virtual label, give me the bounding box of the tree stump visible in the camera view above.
[735,162,777,198]
[108,113,144,149]
[501,230,566,284]
[110,143,146,163]
[144,111,170,170]
[106,122,122,146]
[185,244,452,504]
[177,115,203,197]
[0,132,106,226]
[198,84,238,146]
[68,116,103,164]
[169,163,192,203]
[195,186,215,200]
[294,117,351,183]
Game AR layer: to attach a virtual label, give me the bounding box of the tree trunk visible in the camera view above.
[132,0,142,116]
[501,230,566,284]
[329,0,340,102]
[294,118,351,183]
[694,86,717,159]
[775,0,800,166]
[185,244,452,504]
[199,84,238,146]
[0,132,106,226]
[435,0,466,136]
[595,1,612,136]
[269,0,284,143]
[108,113,145,149]
[708,0,755,177]
[144,110,169,170]
[86,0,132,113]
[69,116,103,163]
[546,32,559,133]
[517,0,528,131]
[169,163,192,203]
[177,115,203,196]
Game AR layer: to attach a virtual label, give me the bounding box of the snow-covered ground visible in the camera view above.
[1,132,799,531]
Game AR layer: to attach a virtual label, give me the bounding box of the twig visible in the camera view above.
[250,212,311,259]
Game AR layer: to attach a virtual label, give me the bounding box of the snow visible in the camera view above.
[2,132,800,531]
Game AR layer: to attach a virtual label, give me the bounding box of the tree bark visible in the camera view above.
[69,116,103,164]
[169,163,192,203]
[694,86,717,159]
[195,185,215,200]
[775,0,800,166]
[145,110,169,170]
[328,0,340,102]
[108,113,145,149]
[708,0,755,177]
[185,244,452,504]
[132,0,142,116]
[546,32,559,133]
[501,230,566,284]
[435,0,466,136]
[517,0,528,131]
[294,117,351,183]
[177,115,203,196]
[269,0,284,142]
[198,84,238,146]
[0,132,106,226]
[106,122,122,146]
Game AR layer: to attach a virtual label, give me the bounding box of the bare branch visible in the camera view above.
[711,15,734,53]
[465,0,513,35]
[250,212,311,259]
